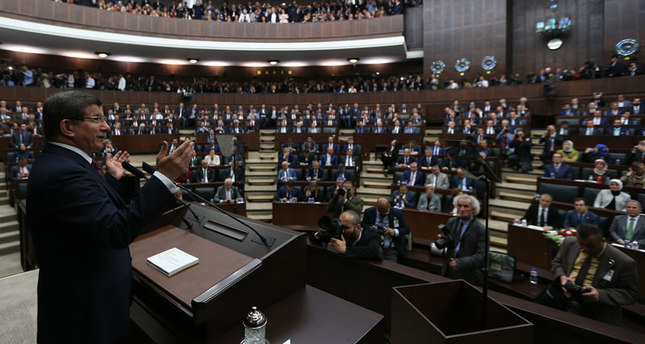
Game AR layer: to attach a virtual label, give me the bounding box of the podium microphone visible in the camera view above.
[122,161,148,179]
[142,162,272,247]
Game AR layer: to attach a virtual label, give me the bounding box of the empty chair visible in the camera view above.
[538,182,579,204]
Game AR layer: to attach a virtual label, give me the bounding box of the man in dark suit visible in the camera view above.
[608,54,626,77]
[563,198,599,228]
[522,193,562,230]
[390,184,417,209]
[10,123,33,149]
[275,181,299,202]
[608,200,645,247]
[362,197,410,262]
[320,147,338,167]
[9,157,32,182]
[543,152,573,180]
[194,160,216,183]
[450,168,475,191]
[579,120,604,136]
[440,195,488,286]
[27,91,193,343]
[629,98,643,115]
[341,137,361,155]
[321,136,339,153]
[220,160,244,185]
[419,148,439,171]
[342,148,359,170]
[213,178,242,203]
[381,139,399,174]
[326,180,363,218]
[550,223,638,325]
[539,125,564,163]
[317,210,383,260]
[400,162,424,186]
[306,161,327,181]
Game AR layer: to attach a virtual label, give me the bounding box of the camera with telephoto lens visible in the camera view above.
[311,216,343,244]
[337,187,346,197]
[434,224,455,249]
[564,283,590,294]
[372,225,387,235]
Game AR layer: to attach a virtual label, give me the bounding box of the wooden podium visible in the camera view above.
[129,203,308,343]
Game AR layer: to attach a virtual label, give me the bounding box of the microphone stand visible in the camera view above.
[476,154,502,330]
[142,162,272,248]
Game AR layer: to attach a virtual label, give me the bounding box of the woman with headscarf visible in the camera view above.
[594,179,631,211]
[588,159,609,183]
[557,140,579,162]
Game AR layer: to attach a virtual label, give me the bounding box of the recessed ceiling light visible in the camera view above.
[95,52,111,58]
[268,60,280,65]
[187,58,200,64]
[347,57,360,64]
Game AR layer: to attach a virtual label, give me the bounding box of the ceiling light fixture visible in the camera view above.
[95,51,111,58]
[268,60,280,65]
[347,57,360,64]
[187,58,200,64]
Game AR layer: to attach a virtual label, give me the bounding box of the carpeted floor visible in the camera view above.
[0,270,38,344]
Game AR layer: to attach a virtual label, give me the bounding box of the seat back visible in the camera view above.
[583,187,601,206]
[538,182,579,204]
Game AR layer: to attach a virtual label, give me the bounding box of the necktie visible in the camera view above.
[454,220,468,256]
[627,217,635,240]
[539,208,546,226]
[427,196,432,210]
[587,128,592,135]
[20,132,24,143]
[91,160,105,179]
[405,157,409,165]
[578,213,583,225]
[410,172,415,184]
[574,255,592,286]
[203,169,208,182]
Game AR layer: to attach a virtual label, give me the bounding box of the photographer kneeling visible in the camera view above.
[311,211,383,260]
[436,194,488,286]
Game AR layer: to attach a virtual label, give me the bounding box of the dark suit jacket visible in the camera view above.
[551,237,639,324]
[441,216,488,286]
[10,130,33,148]
[609,215,645,246]
[194,167,216,183]
[400,169,424,186]
[390,190,417,209]
[9,164,32,182]
[306,168,327,181]
[320,153,338,167]
[522,204,562,227]
[419,155,439,168]
[578,127,604,136]
[345,229,384,260]
[27,144,176,343]
[450,175,475,190]
[361,206,410,256]
[543,163,573,180]
[213,185,241,203]
[275,186,299,201]
[562,210,599,228]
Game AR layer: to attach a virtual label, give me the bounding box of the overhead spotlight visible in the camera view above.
[347,58,360,64]
[187,58,200,64]
[268,60,280,65]
[95,52,111,58]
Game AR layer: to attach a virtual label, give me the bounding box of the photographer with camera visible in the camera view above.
[508,129,532,172]
[326,180,364,218]
[311,211,383,260]
[437,195,488,286]
[545,223,638,325]
[362,198,410,262]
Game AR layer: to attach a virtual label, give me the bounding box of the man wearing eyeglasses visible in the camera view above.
[325,210,383,260]
[27,91,194,343]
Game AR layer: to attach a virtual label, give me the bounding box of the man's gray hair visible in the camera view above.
[452,194,481,215]
[342,210,361,226]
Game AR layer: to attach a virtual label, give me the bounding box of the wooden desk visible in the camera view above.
[613,244,645,301]
[216,285,384,344]
[272,201,331,227]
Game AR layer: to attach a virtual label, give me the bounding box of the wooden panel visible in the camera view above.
[603,0,645,62]
[404,7,423,51]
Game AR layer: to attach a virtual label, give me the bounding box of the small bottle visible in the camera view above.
[630,241,639,250]
[308,196,314,203]
[534,193,540,201]
[530,268,539,285]
[605,176,611,184]
[521,218,528,227]
[588,175,593,182]
[615,159,621,165]
[242,306,267,344]
[550,172,555,178]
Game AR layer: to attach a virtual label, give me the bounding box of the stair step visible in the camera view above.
[363,197,379,205]
[247,195,275,202]
[0,220,19,234]
[506,176,537,184]
[248,165,277,171]
[363,180,392,188]
[259,154,276,160]
[498,192,535,202]
[247,178,275,185]
[260,143,275,149]
[367,167,386,173]
[490,211,517,222]
[260,136,275,142]
[245,202,273,211]
[490,237,507,250]
[0,230,19,244]
[247,214,273,222]
[496,182,537,193]
[260,129,275,135]
[0,240,19,255]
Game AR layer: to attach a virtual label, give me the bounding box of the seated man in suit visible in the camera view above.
[400,161,424,187]
[450,168,475,191]
[425,164,450,190]
[275,181,299,202]
[521,193,561,230]
[342,148,359,170]
[396,148,417,168]
[362,197,410,262]
[315,210,383,260]
[306,160,327,182]
[11,143,35,162]
[439,194,488,286]
[301,136,319,153]
[321,136,339,153]
[320,146,338,167]
[417,184,442,212]
[419,147,439,171]
[326,180,363,218]
[299,180,325,203]
[193,160,216,183]
[277,160,297,182]
[609,200,645,247]
[563,198,600,228]
[543,152,573,180]
[579,119,603,136]
[607,118,628,136]
[9,157,31,182]
[213,178,242,203]
[390,184,417,209]
[341,137,361,155]
[331,163,354,182]
[548,223,638,325]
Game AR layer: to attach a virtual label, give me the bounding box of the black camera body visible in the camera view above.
[337,187,346,197]
[564,283,590,294]
[312,216,343,244]
[434,224,455,249]
[372,225,387,235]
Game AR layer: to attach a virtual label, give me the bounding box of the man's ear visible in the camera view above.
[59,119,75,138]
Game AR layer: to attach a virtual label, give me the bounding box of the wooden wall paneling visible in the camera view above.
[404,7,423,52]
[603,0,645,61]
